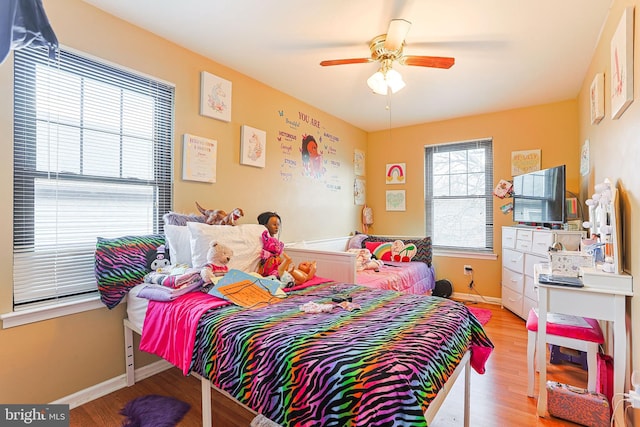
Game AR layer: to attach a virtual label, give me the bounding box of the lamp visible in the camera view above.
[367,61,405,95]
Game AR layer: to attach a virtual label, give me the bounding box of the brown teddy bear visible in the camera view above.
[200,241,233,284]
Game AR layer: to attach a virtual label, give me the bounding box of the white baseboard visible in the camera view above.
[52,359,173,409]
[451,292,501,305]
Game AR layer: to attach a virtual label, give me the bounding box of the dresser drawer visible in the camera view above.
[502,285,524,318]
[516,228,533,242]
[531,231,553,255]
[524,275,538,301]
[502,227,516,249]
[503,248,524,273]
[524,253,549,277]
[502,266,524,293]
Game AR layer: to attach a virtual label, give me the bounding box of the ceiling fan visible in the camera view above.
[320,19,455,94]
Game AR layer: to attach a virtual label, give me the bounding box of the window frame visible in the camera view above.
[425,139,494,253]
[10,45,174,317]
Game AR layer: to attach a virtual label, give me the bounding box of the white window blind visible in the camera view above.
[425,139,494,251]
[13,46,173,309]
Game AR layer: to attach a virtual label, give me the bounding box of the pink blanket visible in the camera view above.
[139,292,228,375]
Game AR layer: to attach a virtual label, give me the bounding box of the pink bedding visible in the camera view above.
[356,261,435,294]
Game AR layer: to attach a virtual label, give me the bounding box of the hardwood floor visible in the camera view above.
[70,302,590,426]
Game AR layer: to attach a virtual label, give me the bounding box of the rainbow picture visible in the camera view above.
[386,163,405,184]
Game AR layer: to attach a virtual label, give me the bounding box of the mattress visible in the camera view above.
[126,284,150,331]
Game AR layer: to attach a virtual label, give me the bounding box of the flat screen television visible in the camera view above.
[512,165,566,226]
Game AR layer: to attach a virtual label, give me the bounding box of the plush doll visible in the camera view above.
[259,229,286,277]
[147,244,172,272]
[200,241,233,284]
[348,248,383,272]
[195,202,244,226]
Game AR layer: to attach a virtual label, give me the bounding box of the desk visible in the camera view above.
[535,264,633,426]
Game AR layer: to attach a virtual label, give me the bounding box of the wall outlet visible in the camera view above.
[464,265,473,275]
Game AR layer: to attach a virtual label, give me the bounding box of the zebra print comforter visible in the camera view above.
[182,281,493,426]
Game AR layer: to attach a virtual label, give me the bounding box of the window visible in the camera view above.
[425,139,493,251]
[13,47,173,309]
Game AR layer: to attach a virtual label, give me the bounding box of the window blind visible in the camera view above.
[13,46,174,308]
[425,139,494,251]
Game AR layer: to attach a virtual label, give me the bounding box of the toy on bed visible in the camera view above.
[347,248,383,272]
[259,229,287,278]
[200,241,233,284]
[280,255,317,286]
[195,202,244,226]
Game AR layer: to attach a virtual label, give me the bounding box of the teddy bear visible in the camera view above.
[200,241,233,284]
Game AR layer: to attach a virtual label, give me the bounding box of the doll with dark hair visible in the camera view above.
[257,211,287,278]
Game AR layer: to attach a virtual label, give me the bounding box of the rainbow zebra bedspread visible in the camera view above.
[184,282,493,426]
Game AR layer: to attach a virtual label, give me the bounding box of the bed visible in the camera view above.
[95,224,492,426]
[285,233,436,294]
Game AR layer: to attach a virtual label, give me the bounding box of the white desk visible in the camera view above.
[535,264,633,426]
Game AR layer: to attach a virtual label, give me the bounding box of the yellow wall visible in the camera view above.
[367,101,580,298]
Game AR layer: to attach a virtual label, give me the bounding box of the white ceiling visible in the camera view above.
[82,0,612,132]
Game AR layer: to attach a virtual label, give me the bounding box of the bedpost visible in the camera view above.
[199,374,212,426]
[464,356,470,427]
[123,319,135,386]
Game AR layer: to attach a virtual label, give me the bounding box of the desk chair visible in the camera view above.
[526,308,604,397]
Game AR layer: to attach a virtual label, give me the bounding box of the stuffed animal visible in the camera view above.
[195,202,244,226]
[200,241,233,284]
[147,244,172,272]
[348,248,383,272]
[219,207,244,225]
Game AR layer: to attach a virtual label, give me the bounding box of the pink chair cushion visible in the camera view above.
[526,308,604,344]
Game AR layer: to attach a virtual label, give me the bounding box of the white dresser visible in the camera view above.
[501,226,585,319]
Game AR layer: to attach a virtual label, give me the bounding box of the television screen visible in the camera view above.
[512,165,566,225]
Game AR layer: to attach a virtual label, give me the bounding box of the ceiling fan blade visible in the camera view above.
[320,58,372,66]
[402,55,455,69]
[384,19,411,51]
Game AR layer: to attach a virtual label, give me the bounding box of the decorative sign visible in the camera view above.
[182,133,217,183]
[511,149,540,176]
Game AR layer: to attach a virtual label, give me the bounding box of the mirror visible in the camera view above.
[583,179,622,274]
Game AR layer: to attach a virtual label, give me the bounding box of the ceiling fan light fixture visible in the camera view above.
[367,68,405,95]
[385,68,405,93]
[367,70,388,95]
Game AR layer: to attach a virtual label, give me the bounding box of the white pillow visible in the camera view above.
[187,222,266,272]
[164,224,192,266]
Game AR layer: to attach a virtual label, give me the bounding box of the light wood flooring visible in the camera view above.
[70,302,592,426]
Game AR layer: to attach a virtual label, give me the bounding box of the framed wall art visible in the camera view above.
[182,133,217,183]
[354,178,366,205]
[610,6,634,120]
[200,71,232,122]
[511,149,540,176]
[240,125,266,168]
[386,163,406,184]
[386,190,406,211]
[354,149,365,176]
[590,73,604,124]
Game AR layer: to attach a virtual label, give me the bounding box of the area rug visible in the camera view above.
[468,306,492,325]
[120,394,190,427]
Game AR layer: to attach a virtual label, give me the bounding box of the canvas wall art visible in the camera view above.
[200,71,232,122]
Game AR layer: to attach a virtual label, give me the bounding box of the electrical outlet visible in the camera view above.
[464,265,473,275]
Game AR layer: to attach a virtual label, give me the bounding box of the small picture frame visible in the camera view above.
[386,190,406,211]
[610,7,634,120]
[200,71,232,122]
[590,73,604,124]
[240,125,266,168]
[386,163,406,184]
[182,133,217,183]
